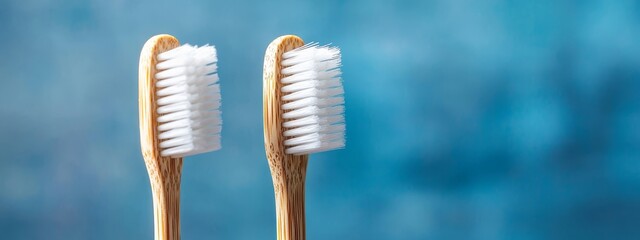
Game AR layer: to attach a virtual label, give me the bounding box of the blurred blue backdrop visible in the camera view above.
[1,0,639,239]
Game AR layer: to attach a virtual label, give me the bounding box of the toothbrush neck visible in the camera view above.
[270,155,308,240]
[148,157,183,240]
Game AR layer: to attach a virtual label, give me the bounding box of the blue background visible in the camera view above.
[1,0,639,239]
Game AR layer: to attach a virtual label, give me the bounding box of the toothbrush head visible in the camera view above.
[279,42,346,155]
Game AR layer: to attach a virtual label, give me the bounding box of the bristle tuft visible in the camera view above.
[280,44,345,155]
[155,44,222,157]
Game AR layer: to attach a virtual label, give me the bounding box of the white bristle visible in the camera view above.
[155,44,222,157]
[280,43,345,155]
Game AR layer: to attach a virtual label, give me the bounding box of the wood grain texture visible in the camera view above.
[263,35,309,240]
[139,34,183,240]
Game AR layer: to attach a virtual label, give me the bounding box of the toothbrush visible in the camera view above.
[263,35,345,240]
[139,34,222,240]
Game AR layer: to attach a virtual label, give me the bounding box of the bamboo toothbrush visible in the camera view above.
[139,34,222,240]
[263,35,346,240]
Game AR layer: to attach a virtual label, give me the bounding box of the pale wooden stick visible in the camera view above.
[263,35,308,240]
[139,34,183,240]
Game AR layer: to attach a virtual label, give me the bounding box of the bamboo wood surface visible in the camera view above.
[263,35,309,240]
[139,34,183,240]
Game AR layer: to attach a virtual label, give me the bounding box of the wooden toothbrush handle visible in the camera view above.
[263,35,308,240]
[139,34,183,240]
